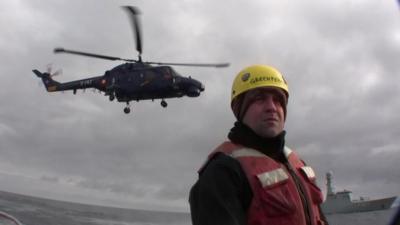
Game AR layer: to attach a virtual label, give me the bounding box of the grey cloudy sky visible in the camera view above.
[0,0,399,212]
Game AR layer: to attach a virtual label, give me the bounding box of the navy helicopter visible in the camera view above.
[33,6,229,114]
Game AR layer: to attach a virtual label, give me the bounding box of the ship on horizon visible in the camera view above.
[321,172,397,214]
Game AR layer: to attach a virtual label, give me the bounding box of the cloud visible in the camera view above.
[40,175,59,183]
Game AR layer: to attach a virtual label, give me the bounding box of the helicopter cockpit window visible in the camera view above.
[169,67,182,78]
[162,67,173,80]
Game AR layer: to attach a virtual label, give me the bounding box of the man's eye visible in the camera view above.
[273,96,283,105]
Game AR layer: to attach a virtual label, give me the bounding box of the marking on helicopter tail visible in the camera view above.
[47,86,57,92]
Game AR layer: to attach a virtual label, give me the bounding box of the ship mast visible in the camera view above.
[326,172,335,196]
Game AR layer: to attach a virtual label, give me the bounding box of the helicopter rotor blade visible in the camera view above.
[123,6,142,61]
[46,63,53,74]
[51,69,63,77]
[145,61,230,68]
[54,48,137,62]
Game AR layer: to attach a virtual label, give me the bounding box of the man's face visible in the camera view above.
[242,87,286,138]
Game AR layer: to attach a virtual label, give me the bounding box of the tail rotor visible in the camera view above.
[46,64,63,78]
[33,67,61,92]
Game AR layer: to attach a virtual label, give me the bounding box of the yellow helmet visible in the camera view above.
[231,65,289,103]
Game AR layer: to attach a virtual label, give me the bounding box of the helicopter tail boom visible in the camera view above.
[33,69,106,94]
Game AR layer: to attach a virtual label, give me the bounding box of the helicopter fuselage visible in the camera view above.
[34,63,204,105]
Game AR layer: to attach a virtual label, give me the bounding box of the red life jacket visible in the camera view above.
[207,141,325,225]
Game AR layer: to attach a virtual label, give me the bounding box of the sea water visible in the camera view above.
[0,190,398,225]
[0,208,398,225]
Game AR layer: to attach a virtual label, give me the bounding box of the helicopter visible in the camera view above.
[33,6,229,114]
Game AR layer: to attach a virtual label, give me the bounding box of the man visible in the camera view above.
[189,65,328,225]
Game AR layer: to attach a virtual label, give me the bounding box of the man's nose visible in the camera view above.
[263,96,277,111]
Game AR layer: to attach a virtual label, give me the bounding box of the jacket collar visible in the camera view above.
[227,121,287,162]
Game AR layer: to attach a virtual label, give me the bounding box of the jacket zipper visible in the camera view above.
[284,161,313,225]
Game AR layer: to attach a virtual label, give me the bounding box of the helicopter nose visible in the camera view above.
[200,83,205,92]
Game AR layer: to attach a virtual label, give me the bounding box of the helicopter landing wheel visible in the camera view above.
[124,102,131,114]
[109,94,115,101]
[123,107,131,114]
[161,100,168,108]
